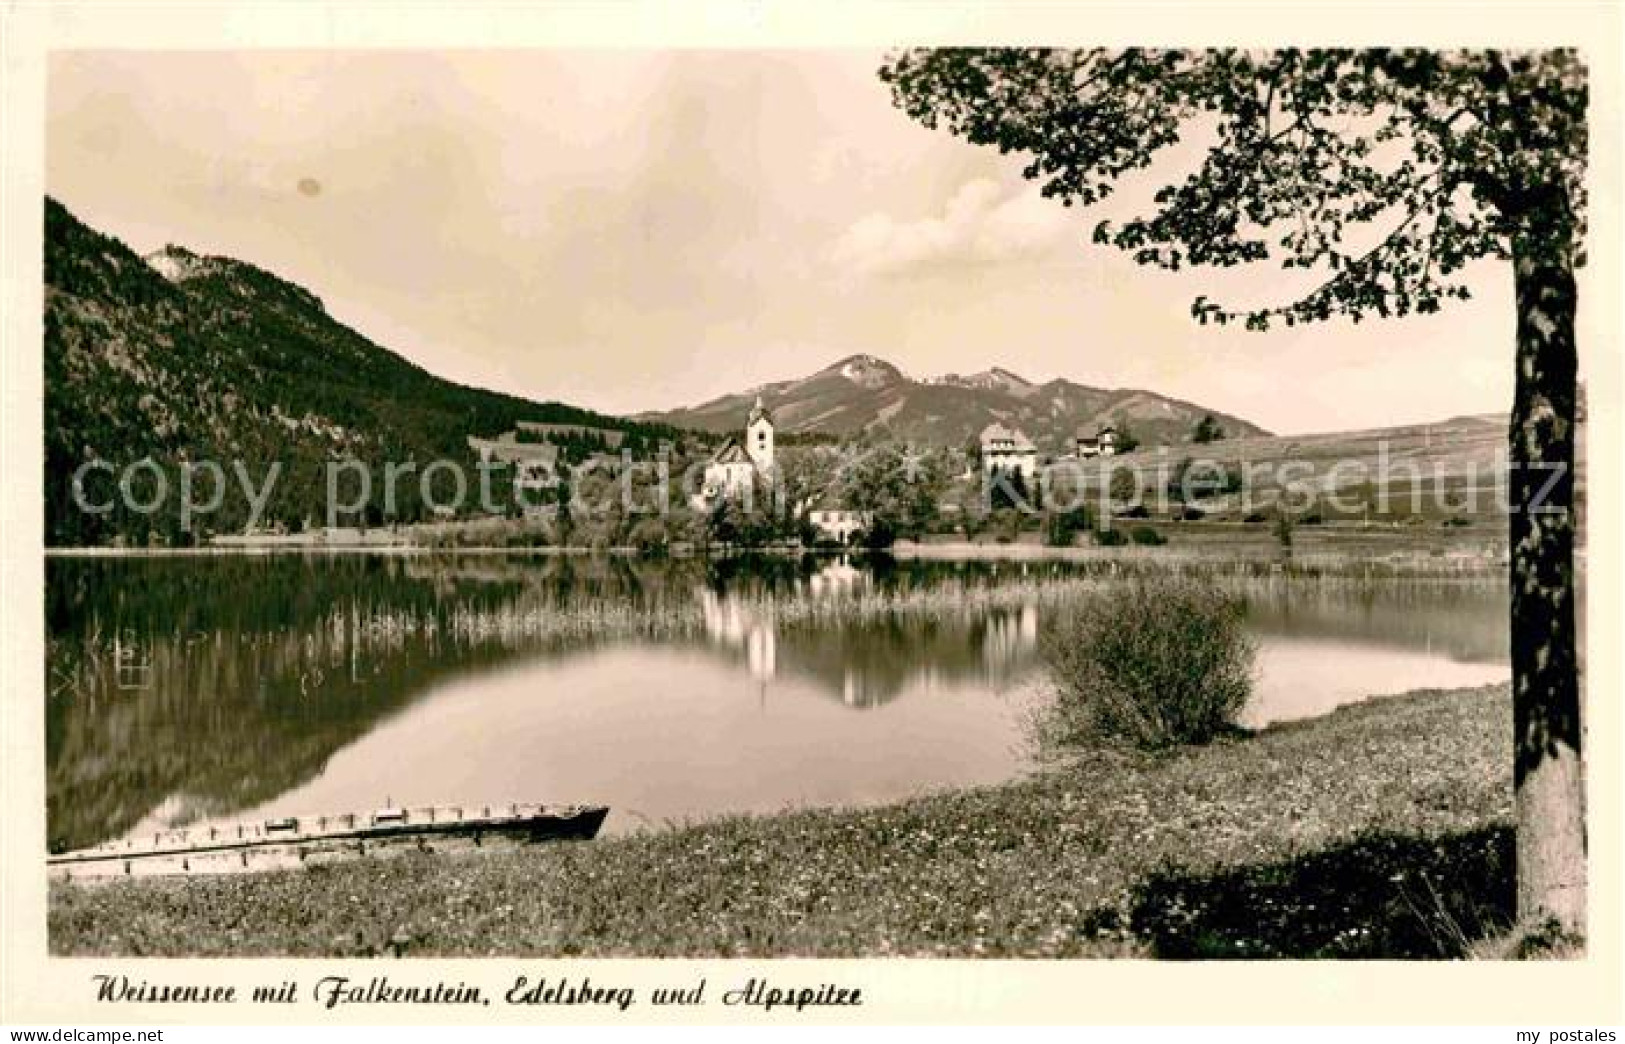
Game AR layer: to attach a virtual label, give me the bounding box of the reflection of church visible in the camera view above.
[807,560,866,597]
[693,561,1044,710]
[696,558,872,690]
[696,588,777,685]
[981,605,1039,675]
[839,668,881,708]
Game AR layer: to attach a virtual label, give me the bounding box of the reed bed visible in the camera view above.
[52,561,1507,681]
[442,599,703,647]
[740,575,1107,631]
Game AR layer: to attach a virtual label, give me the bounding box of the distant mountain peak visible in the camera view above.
[145,245,215,283]
[638,350,1269,450]
[142,244,328,316]
[930,367,1037,395]
[984,366,1032,385]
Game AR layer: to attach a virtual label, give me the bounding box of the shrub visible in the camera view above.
[1130,526,1166,546]
[1192,414,1226,444]
[626,519,670,557]
[1039,576,1256,749]
[1108,468,1139,503]
[1243,511,1267,524]
[859,518,898,550]
[992,508,1027,541]
[1092,526,1128,547]
[1177,505,1206,521]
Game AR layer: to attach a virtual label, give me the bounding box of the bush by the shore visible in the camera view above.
[1039,575,1256,750]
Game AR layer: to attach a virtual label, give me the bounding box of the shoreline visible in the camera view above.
[50,680,1518,958]
[45,533,1517,573]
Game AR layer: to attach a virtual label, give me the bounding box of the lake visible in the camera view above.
[45,553,1510,850]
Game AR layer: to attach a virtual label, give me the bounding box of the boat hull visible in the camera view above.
[48,803,609,881]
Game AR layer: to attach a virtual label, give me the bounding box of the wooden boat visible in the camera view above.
[48,802,609,881]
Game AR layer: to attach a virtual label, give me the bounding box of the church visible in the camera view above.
[701,396,775,501]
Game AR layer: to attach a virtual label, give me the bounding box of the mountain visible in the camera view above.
[638,353,1269,451]
[927,367,1040,397]
[44,198,678,546]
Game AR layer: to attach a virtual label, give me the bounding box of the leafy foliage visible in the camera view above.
[1192,414,1225,444]
[883,50,1590,928]
[1040,576,1256,749]
[1130,526,1167,546]
[834,441,947,540]
[1091,526,1128,547]
[1043,504,1094,547]
[880,48,1587,328]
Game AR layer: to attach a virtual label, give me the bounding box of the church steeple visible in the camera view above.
[748,395,772,427]
[746,395,774,472]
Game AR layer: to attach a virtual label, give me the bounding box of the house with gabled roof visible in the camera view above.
[979,423,1037,480]
[1075,424,1119,459]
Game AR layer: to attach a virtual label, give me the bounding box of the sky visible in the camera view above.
[45,49,1555,435]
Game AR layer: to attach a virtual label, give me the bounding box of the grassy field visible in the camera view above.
[1077,411,1586,527]
[50,682,1519,959]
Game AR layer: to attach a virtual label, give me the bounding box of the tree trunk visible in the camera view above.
[1508,241,1585,935]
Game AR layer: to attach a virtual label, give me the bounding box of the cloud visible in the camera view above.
[829,178,1074,278]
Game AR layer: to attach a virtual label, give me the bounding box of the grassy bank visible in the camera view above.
[897,529,1510,571]
[50,682,1516,958]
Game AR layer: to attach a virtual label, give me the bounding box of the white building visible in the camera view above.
[1076,425,1119,459]
[980,423,1038,480]
[807,509,869,544]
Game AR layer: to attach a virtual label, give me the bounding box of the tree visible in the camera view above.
[774,444,840,543]
[840,441,945,540]
[1166,456,1195,503]
[989,465,1033,513]
[1044,503,1094,547]
[1108,464,1140,506]
[1273,510,1295,553]
[883,47,1587,934]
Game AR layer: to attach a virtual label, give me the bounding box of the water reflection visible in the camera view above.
[46,554,1509,849]
[691,561,1042,710]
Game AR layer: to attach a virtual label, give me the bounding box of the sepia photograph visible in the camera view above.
[3,1,1622,1029]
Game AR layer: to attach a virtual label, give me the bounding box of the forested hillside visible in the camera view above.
[44,198,678,546]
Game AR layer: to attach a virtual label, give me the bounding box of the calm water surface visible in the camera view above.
[45,554,1509,849]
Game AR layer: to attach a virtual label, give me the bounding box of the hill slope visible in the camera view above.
[638,353,1268,451]
[44,198,677,546]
